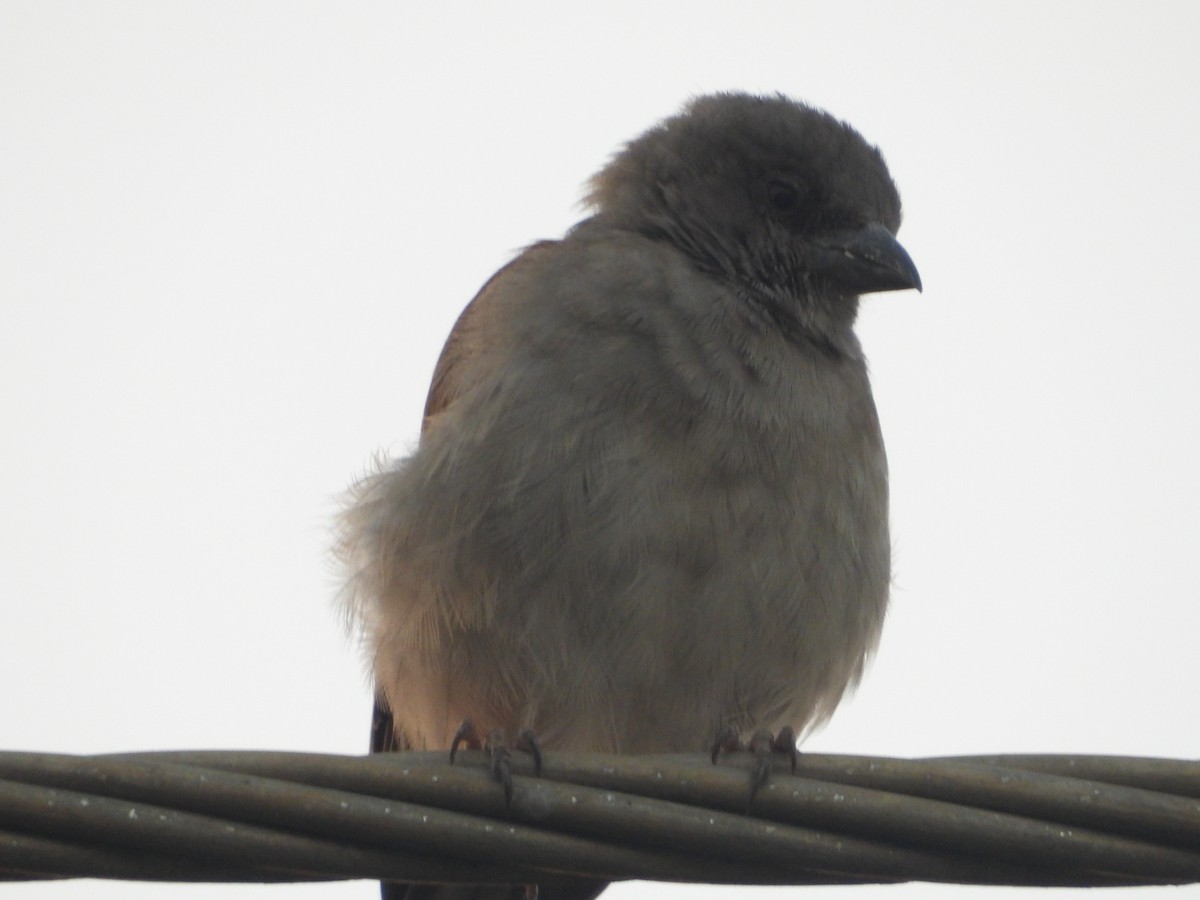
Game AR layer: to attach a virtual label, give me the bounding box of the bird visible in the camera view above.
[337,91,921,900]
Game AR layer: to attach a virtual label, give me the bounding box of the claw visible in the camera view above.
[712,725,800,811]
[514,728,543,777]
[486,730,516,807]
[709,723,744,764]
[449,725,544,810]
[746,729,775,807]
[449,719,482,764]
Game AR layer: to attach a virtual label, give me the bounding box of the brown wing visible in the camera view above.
[421,241,557,426]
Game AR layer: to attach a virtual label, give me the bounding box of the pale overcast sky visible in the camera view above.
[2,3,1198,899]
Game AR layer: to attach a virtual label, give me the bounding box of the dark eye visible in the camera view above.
[767,179,804,215]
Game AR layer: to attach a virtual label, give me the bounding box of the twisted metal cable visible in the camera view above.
[0,749,1196,887]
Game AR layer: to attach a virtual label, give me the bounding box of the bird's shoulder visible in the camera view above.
[422,222,699,421]
[423,238,559,424]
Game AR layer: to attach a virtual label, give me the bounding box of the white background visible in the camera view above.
[2,2,1198,899]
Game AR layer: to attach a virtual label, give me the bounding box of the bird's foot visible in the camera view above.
[449,719,542,808]
[710,724,798,810]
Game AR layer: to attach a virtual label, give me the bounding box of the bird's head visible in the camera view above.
[587,93,921,338]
